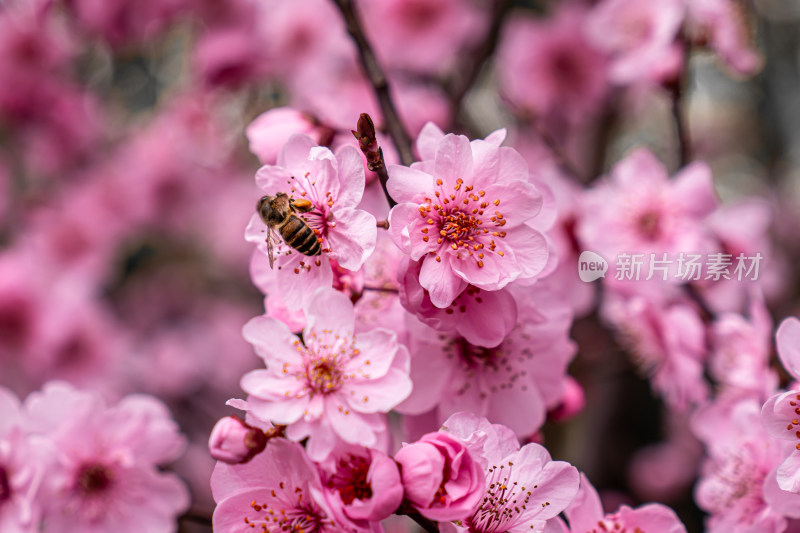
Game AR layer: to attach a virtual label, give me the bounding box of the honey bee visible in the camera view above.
[257,193,321,269]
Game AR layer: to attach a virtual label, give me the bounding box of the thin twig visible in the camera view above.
[362,285,399,294]
[332,0,415,166]
[668,33,691,167]
[376,219,389,229]
[445,0,514,121]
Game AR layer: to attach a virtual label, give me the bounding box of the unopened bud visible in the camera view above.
[208,416,268,464]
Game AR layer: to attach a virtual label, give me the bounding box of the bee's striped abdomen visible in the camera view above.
[280,215,321,256]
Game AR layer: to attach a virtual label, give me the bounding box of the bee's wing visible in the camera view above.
[266,227,279,269]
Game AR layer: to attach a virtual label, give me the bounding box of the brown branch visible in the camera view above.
[445,0,515,121]
[376,219,389,229]
[179,507,213,527]
[531,119,586,182]
[332,0,415,167]
[407,513,440,533]
[668,34,691,167]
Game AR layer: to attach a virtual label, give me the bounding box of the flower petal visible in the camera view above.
[326,207,376,271]
[420,254,468,308]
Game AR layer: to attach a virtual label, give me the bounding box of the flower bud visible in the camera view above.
[394,431,483,521]
[208,416,268,464]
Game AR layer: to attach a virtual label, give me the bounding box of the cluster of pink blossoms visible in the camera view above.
[0,382,188,533]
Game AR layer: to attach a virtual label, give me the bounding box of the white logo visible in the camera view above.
[578,251,608,282]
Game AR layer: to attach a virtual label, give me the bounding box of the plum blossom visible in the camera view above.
[239,287,412,461]
[398,281,575,438]
[22,382,189,533]
[246,107,334,165]
[0,387,52,533]
[212,438,357,532]
[709,291,777,399]
[548,473,687,533]
[318,445,403,527]
[208,416,268,465]
[388,123,548,308]
[762,318,800,493]
[394,431,484,522]
[601,292,709,410]
[694,397,800,532]
[397,257,517,348]
[686,0,762,76]
[440,412,580,533]
[577,148,718,265]
[360,0,484,74]
[584,0,685,85]
[245,134,377,310]
[497,4,609,124]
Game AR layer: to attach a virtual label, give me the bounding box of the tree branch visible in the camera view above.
[668,35,691,167]
[332,0,415,166]
[445,0,515,121]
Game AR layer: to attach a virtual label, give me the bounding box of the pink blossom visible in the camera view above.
[0,387,52,533]
[601,292,709,410]
[577,148,718,264]
[319,445,403,525]
[551,472,686,533]
[709,291,777,399]
[212,438,357,532]
[360,0,484,74]
[394,431,483,522]
[762,318,800,493]
[388,123,548,308]
[245,134,377,311]
[63,0,186,46]
[23,382,189,533]
[585,0,685,85]
[239,287,412,461]
[686,0,762,76]
[703,199,778,313]
[397,257,517,348]
[246,107,333,165]
[440,412,580,533]
[208,416,268,465]
[694,397,800,532]
[397,281,575,438]
[498,5,608,124]
[192,26,268,88]
[256,0,350,84]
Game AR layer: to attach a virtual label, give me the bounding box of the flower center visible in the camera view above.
[463,460,538,532]
[0,465,10,503]
[76,463,113,495]
[783,393,800,450]
[419,178,507,268]
[636,210,661,241]
[327,454,373,505]
[307,358,344,394]
[247,482,333,532]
